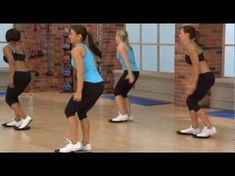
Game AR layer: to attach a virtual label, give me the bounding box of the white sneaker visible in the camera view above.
[109,113,128,122]
[194,126,217,138]
[80,144,92,152]
[128,115,133,121]
[57,139,82,153]
[17,116,32,129]
[177,125,201,135]
[2,119,22,127]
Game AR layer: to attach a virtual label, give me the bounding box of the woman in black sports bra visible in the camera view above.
[2,28,32,130]
[176,25,217,138]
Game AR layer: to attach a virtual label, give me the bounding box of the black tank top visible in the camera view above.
[185,52,205,65]
[3,45,26,63]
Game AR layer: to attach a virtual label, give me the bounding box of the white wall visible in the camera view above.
[113,70,174,102]
[0,68,8,92]
[210,78,235,111]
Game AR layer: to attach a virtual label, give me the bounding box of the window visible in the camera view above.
[126,23,175,73]
[0,23,14,68]
[224,23,235,77]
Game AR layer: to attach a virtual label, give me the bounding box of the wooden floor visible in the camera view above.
[0,92,234,152]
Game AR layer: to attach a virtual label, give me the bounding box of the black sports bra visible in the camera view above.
[3,45,26,63]
[185,52,205,65]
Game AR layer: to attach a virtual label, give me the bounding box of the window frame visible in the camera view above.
[0,23,14,69]
[223,23,235,78]
[125,23,175,73]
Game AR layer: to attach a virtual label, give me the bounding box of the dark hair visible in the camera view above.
[5,28,21,42]
[181,25,202,46]
[70,25,102,58]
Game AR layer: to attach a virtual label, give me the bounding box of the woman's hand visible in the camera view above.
[185,83,196,95]
[73,91,82,102]
[125,73,135,84]
[8,78,15,88]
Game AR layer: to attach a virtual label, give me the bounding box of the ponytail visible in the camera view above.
[126,38,132,50]
[194,30,203,46]
[126,37,130,47]
[87,32,102,58]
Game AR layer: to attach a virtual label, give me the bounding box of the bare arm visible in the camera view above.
[117,44,135,83]
[118,44,132,75]
[3,47,15,88]
[185,44,200,95]
[71,46,85,101]
[187,44,199,86]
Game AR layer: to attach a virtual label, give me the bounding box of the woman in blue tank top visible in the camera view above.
[55,25,104,153]
[109,29,139,123]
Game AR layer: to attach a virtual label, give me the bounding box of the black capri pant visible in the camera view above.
[113,70,139,98]
[186,72,215,112]
[65,81,104,120]
[5,71,31,107]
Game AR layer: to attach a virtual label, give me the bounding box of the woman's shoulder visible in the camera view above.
[3,44,15,51]
[192,42,203,53]
[186,42,201,54]
[72,45,86,56]
[3,46,17,56]
[117,42,128,52]
[74,44,86,50]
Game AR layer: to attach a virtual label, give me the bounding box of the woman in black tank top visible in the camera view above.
[2,28,32,130]
[176,25,217,138]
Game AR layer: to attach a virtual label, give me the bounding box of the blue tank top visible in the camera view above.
[71,43,103,83]
[117,46,139,71]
